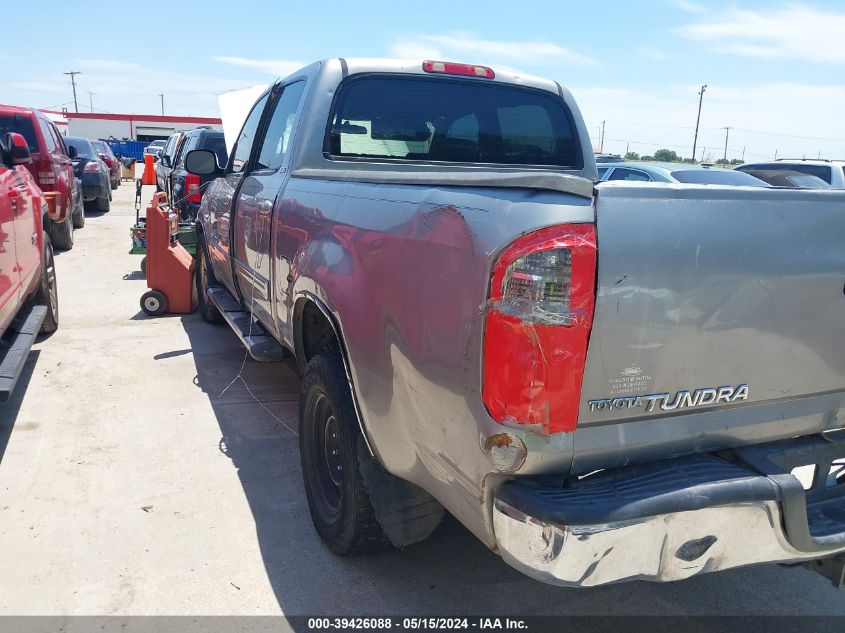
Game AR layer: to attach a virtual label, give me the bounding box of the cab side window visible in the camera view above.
[231,94,269,173]
[255,82,306,172]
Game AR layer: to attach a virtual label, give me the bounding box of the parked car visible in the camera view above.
[169,127,226,220]
[597,161,770,186]
[736,159,845,188]
[143,139,167,159]
[63,137,111,213]
[188,58,845,589]
[90,140,120,190]
[594,152,623,163]
[740,169,831,189]
[154,131,184,196]
[0,131,59,401]
[0,104,79,250]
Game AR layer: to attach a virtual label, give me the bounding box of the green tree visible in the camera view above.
[653,149,679,162]
[624,151,640,160]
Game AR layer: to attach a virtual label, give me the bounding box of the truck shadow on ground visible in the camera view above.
[0,351,39,465]
[179,314,845,619]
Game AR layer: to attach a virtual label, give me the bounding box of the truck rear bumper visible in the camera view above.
[493,436,845,587]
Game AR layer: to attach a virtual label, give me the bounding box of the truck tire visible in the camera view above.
[32,231,59,333]
[47,216,73,251]
[97,194,110,213]
[196,236,222,324]
[300,350,391,555]
[72,195,85,229]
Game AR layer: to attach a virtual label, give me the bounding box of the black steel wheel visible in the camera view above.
[299,351,390,554]
[32,230,59,333]
[140,290,166,316]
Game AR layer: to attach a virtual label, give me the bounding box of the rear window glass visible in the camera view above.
[0,114,38,152]
[326,76,581,168]
[738,162,832,184]
[202,134,228,166]
[671,169,768,186]
[91,140,113,157]
[64,137,97,159]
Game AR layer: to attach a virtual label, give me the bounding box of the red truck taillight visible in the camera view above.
[482,224,597,434]
[36,158,56,185]
[186,174,202,203]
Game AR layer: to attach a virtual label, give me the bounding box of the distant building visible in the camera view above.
[41,110,222,141]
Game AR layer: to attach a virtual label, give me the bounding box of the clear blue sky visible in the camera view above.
[3,0,843,161]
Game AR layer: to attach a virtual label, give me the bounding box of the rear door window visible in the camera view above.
[327,75,581,168]
[0,114,38,152]
[176,135,199,167]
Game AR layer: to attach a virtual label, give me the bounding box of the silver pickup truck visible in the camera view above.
[185,58,845,588]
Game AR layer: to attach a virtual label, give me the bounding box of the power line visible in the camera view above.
[731,127,845,143]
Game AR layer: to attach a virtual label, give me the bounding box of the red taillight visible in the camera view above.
[36,158,56,185]
[186,174,202,203]
[423,60,495,79]
[83,161,100,173]
[482,224,597,435]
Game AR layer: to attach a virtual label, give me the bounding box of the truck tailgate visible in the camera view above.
[579,183,845,443]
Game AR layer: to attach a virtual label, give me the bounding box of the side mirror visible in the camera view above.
[160,155,170,168]
[67,145,78,159]
[5,132,31,165]
[185,149,219,176]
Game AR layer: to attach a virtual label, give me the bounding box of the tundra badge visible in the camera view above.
[588,384,749,413]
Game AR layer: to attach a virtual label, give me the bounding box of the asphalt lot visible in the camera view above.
[0,178,844,617]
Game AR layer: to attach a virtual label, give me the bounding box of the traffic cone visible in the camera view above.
[142,154,156,185]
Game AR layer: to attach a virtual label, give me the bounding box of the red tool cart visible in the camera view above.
[139,192,195,316]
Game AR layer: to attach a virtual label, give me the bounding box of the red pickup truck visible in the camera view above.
[0,131,59,402]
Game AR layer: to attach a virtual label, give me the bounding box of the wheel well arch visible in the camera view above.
[293,293,375,457]
[293,295,341,371]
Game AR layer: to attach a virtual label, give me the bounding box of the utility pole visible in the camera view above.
[600,120,606,153]
[63,71,82,113]
[742,146,745,162]
[701,146,706,163]
[159,93,164,115]
[691,84,707,163]
[625,141,630,157]
[86,91,95,113]
[722,127,731,164]
[774,149,778,160]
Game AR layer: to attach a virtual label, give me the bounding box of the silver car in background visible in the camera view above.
[597,161,769,186]
[736,159,845,188]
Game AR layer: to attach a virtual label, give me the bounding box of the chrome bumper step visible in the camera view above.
[493,436,845,587]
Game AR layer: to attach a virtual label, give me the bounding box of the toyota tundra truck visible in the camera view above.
[0,131,60,402]
[185,58,845,587]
